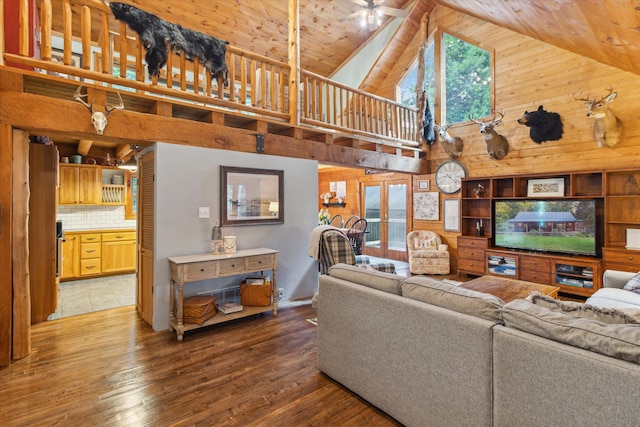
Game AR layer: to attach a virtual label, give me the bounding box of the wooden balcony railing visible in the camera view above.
[301,70,420,146]
[0,0,421,151]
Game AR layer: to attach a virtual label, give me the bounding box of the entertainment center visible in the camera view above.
[457,168,640,297]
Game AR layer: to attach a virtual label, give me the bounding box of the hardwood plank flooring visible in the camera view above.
[0,304,400,426]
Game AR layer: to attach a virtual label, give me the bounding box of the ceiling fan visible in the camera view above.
[340,0,410,29]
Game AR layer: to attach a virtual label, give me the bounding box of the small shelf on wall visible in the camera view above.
[322,202,346,207]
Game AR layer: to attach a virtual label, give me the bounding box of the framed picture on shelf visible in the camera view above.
[418,180,430,191]
[443,199,460,232]
[414,192,439,220]
[527,178,565,197]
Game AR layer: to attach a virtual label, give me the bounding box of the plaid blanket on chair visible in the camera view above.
[318,230,395,274]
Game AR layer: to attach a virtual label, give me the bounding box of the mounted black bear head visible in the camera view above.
[517,105,563,144]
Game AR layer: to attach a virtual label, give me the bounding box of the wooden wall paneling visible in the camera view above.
[388,6,640,272]
[410,173,458,273]
[317,167,365,217]
[12,129,31,360]
[0,124,12,366]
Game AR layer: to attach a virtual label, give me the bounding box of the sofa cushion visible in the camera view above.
[586,287,640,310]
[528,292,640,324]
[623,272,640,294]
[502,299,640,364]
[328,263,404,295]
[402,277,504,322]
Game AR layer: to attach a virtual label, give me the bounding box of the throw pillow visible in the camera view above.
[414,237,436,249]
[527,292,640,324]
[623,272,640,294]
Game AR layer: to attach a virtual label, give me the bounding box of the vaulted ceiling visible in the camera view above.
[55,0,640,90]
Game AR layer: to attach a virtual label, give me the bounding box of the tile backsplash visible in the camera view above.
[57,205,136,231]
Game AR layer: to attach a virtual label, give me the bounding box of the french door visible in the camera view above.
[361,180,408,261]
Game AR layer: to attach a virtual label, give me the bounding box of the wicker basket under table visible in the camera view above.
[182,296,217,325]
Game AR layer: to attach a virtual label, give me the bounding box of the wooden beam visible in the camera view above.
[288,0,299,126]
[115,144,132,160]
[12,129,30,360]
[77,139,93,155]
[0,90,427,173]
[149,101,172,117]
[0,0,4,66]
[0,69,23,91]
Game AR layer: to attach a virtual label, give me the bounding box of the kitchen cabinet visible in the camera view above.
[61,234,79,279]
[102,231,137,273]
[58,164,100,205]
[58,165,127,205]
[61,229,136,280]
[80,233,102,276]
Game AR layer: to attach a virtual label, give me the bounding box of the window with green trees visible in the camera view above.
[397,33,492,125]
[443,33,491,123]
[397,42,434,111]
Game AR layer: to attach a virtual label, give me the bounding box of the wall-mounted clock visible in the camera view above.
[434,160,467,194]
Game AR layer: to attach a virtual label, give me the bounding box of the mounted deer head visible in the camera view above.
[73,86,124,135]
[434,122,464,159]
[470,110,510,160]
[578,88,623,148]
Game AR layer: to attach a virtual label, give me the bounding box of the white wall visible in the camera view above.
[151,143,320,331]
[330,17,403,87]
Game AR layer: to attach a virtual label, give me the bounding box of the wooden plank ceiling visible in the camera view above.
[439,0,640,77]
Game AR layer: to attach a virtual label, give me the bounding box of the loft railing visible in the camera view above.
[301,70,420,144]
[0,0,421,150]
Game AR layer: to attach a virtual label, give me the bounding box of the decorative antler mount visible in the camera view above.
[73,85,124,135]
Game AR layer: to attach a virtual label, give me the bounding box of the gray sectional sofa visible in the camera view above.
[316,264,640,427]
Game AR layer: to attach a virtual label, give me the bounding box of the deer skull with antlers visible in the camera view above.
[470,110,510,160]
[578,89,623,148]
[73,86,124,135]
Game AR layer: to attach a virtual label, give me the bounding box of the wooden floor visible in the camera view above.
[0,304,400,426]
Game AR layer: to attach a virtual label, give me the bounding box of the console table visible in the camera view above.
[168,248,278,341]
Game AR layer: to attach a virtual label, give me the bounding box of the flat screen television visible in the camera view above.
[493,199,602,257]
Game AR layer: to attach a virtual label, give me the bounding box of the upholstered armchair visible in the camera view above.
[407,230,450,275]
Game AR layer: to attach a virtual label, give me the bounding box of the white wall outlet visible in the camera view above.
[278,288,284,299]
[198,207,210,218]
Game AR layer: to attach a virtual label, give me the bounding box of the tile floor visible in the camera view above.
[49,274,136,320]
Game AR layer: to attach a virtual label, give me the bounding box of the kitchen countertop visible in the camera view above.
[63,228,136,234]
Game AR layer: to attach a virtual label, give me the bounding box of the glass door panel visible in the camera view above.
[387,183,407,258]
[362,180,407,261]
[364,185,381,250]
